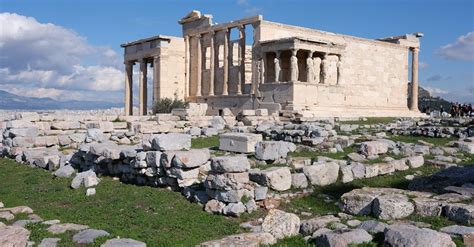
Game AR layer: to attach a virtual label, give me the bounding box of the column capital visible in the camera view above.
[291,49,297,56]
[411,47,420,53]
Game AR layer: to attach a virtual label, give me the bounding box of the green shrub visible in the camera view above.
[152,98,187,114]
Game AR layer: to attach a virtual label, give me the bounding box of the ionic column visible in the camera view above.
[259,58,265,88]
[124,61,133,116]
[139,59,148,115]
[153,56,160,104]
[274,51,281,82]
[222,29,229,95]
[410,47,419,111]
[237,25,245,95]
[184,35,190,98]
[290,49,298,82]
[196,34,202,97]
[306,51,314,83]
[209,31,215,96]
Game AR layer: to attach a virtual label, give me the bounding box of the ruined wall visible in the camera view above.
[258,21,410,112]
[158,37,186,100]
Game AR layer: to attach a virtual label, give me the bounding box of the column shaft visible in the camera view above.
[139,59,148,115]
[196,35,202,97]
[124,62,133,116]
[237,25,245,95]
[153,56,160,104]
[222,29,229,95]
[209,32,215,96]
[184,35,190,98]
[410,48,419,111]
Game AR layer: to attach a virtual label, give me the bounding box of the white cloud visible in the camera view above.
[424,85,474,104]
[424,86,448,95]
[437,32,474,61]
[0,12,124,102]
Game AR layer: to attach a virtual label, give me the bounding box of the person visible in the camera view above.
[440,105,444,114]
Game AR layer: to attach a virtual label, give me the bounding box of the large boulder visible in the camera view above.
[412,198,443,217]
[261,209,300,239]
[71,170,100,189]
[440,225,474,237]
[205,172,249,190]
[357,220,388,234]
[303,162,339,186]
[373,194,415,220]
[171,149,210,168]
[249,167,292,191]
[314,229,373,247]
[255,141,296,161]
[151,133,191,151]
[210,156,250,173]
[339,188,378,216]
[444,203,474,225]
[300,215,340,236]
[0,226,30,247]
[384,224,456,247]
[53,165,76,178]
[219,133,262,153]
[359,141,389,156]
[222,202,246,217]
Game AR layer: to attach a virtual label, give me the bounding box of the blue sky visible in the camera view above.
[0,0,473,103]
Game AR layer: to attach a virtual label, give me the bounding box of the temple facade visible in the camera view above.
[121,10,423,117]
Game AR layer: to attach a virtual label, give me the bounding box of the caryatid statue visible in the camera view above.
[313,56,321,83]
[290,49,298,81]
[337,55,343,84]
[274,52,281,82]
[306,51,314,83]
[320,54,329,84]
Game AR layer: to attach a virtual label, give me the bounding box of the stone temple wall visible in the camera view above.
[258,21,412,116]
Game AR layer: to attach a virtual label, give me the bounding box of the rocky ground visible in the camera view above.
[0,105,473,246]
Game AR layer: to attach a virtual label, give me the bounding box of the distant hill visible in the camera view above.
[0,90,121,110]
[408,84,453,113]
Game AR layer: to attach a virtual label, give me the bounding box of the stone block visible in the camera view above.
[9,127,38,137]
[303,162,339,186]
[210,156,250,173]
[291,173,308,189]
[205,172,249,190]
[241,109,256,116]
[6,120,35,129]
[170,149,210,168]
[151,133,191,151]
[219,133,262,153]
[255,108,268,116]
[262,209,300,240]
[250,167,292,191]
[359,141,389,156]
[373,194,415,220]
[255,141,296,161]
[51,121,80,130]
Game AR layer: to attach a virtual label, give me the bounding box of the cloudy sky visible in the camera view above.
[0,0,473,104]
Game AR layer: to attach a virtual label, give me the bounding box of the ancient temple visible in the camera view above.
[121,10,423,117]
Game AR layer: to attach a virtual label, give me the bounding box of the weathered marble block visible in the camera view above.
[219,133,262,153]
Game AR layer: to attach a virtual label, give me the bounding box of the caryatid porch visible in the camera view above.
[259,37,346,85]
